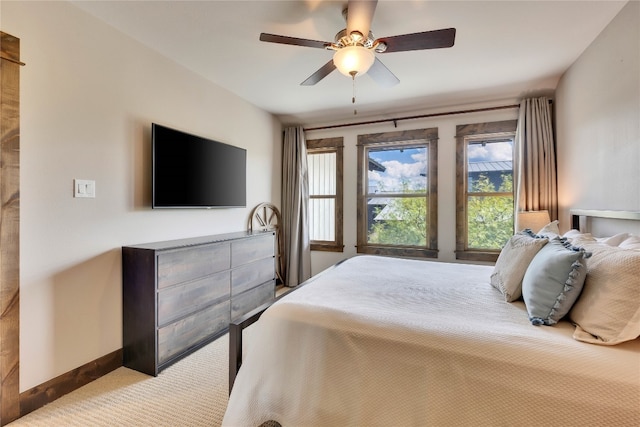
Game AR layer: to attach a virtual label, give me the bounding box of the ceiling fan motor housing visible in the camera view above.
[333,29,381,51]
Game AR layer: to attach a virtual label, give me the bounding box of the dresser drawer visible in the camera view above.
[231,280,275,321]
[157,242,230,289]
[231,257,275,296]
[231,233,274,267]
[158,271,230,327]
[157,299,230,365]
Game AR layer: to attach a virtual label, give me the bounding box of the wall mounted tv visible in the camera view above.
[152,123,247,208]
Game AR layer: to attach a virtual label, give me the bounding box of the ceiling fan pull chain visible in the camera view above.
[351,71,358,115]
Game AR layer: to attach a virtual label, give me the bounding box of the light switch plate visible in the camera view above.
[74,179,96,198]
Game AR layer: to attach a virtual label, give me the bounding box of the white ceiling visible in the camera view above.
[70,0,627,125]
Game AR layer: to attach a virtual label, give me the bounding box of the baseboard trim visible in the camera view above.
[19,348,123,416]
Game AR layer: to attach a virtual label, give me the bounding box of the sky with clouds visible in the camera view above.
[467,141,513,163]
[368,147,427,193]
[367,140,513,194]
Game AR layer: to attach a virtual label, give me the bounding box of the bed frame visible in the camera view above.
[228,209,640,394]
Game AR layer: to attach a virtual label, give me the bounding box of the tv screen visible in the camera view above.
[152,123,247,208]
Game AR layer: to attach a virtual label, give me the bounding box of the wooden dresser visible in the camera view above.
[122,230,275,376]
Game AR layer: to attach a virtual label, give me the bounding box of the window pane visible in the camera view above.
[367,196,427,246]
[467,141,513,193]
[467,195,514,249]
[309,198,335,241]
[367,147,427,194]
[358,128,438,258]
[307,138,343,252]
[308,152,336,196]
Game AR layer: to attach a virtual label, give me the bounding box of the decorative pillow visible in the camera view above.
[490,230,549,302]
[570,244,640,345]
[522,238,591,326]
[536,220,560,238]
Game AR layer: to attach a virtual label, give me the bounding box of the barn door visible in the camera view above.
[0,30,23,425]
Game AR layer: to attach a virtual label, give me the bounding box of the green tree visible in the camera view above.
[368,181,427,246]
[367,174,514,249]
[467,173,513,249]
[369,196,427,246]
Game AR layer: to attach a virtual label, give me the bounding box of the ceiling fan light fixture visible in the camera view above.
[333,45,375,77]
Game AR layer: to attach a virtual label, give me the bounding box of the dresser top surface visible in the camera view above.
[123,230,274,251]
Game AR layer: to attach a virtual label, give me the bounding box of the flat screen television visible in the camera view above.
[152,123,247,208]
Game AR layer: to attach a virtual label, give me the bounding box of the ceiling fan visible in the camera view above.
[259,0,456,87]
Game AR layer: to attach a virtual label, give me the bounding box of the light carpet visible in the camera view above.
[9,332,234,426]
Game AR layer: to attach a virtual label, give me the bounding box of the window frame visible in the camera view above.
[455,120,517,262]
[306,137,344,252]
[357,128,438,258]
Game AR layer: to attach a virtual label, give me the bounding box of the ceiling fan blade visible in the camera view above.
[367,57,400,87]
[376,28,456,53]
[301,60,337,86]
[259,33,331,49]
[346,0,378,39]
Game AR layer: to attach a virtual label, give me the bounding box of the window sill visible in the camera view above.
[311,243,344,253]
[455,250,499,263]
[357,245,438,259]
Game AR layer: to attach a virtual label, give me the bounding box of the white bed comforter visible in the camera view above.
[223,255,640,426]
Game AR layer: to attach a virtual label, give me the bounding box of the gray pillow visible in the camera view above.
[522,238,591,326]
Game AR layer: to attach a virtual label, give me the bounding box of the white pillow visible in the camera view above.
[564,230,630,247]
[569,244,640,345]
[562,229,583,239]
[490,231,549,302]
[564,230,596,245]
[595,232,629,246]
[618,234,640,250]
[536,220,560,238]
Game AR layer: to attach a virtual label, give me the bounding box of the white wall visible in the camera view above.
[305,102,520,275]
[3,1,281,391]
[555,1,640,235]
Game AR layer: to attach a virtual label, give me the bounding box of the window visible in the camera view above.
[307,137,344,252]
[455,120,517,262]
[357,128,438,258]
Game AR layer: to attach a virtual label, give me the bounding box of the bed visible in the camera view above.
[222,210,640,426]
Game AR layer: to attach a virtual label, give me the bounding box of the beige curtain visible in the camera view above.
[281,126,311,287]
[514,97,558,228]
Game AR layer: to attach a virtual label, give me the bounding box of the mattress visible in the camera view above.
[223,255,640,426]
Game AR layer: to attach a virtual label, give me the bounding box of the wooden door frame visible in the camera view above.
[0,30,23,425]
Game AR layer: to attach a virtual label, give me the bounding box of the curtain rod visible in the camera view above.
[0,53,26,66]
[304,104,520,132]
